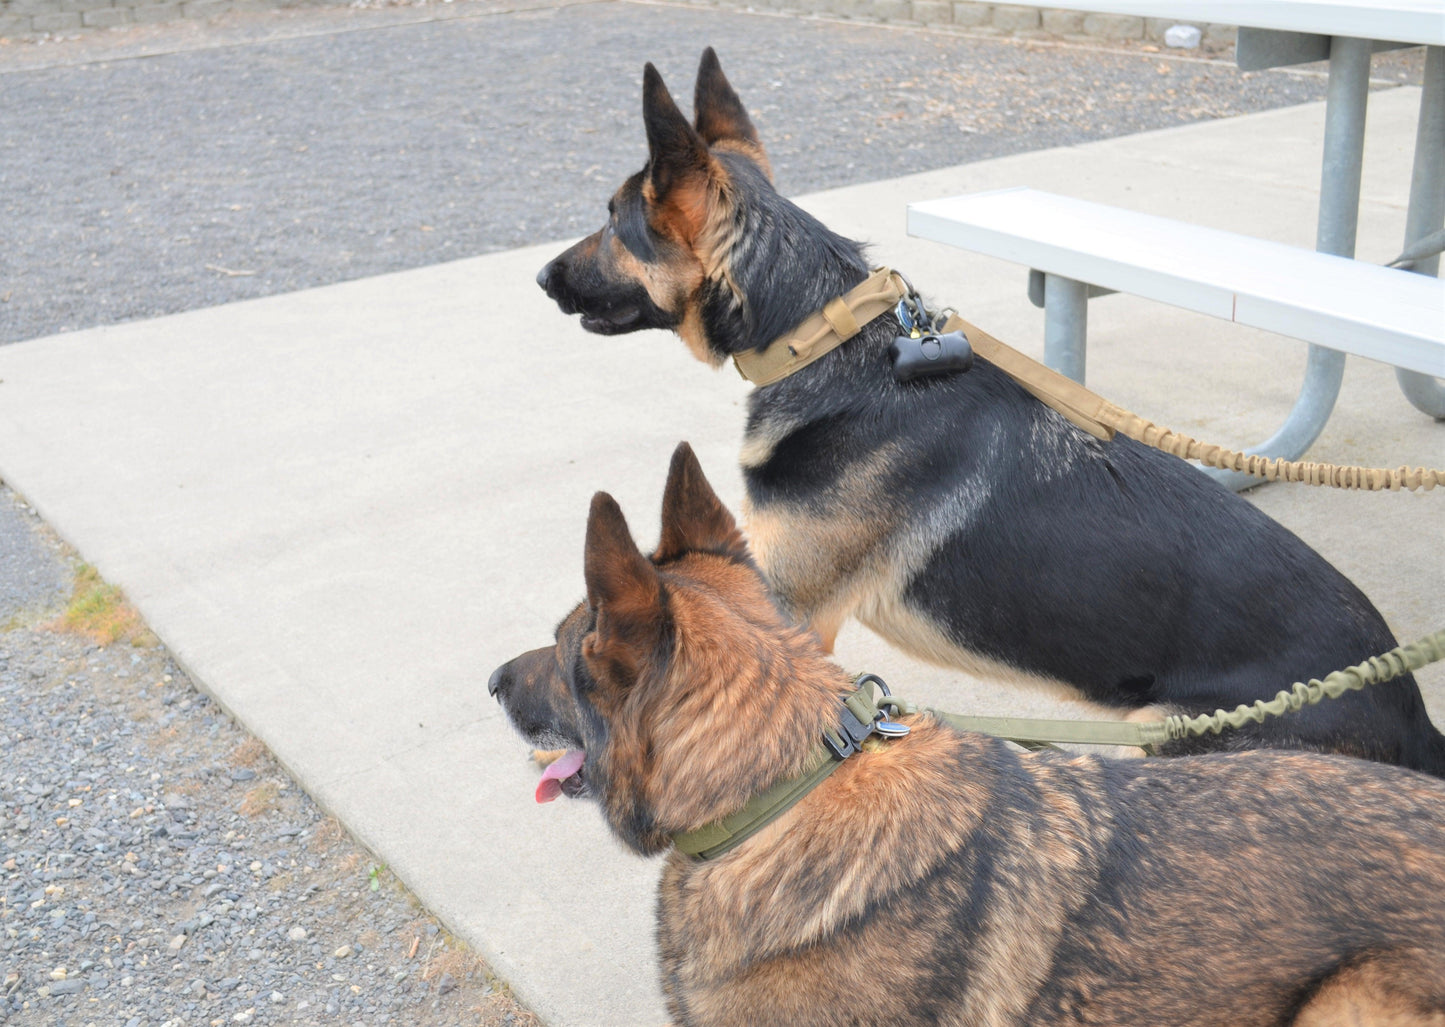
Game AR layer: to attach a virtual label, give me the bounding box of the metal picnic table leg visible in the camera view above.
[1205,35,1371,491]
[1043,273,1088,384]
[1396,45,1445,419]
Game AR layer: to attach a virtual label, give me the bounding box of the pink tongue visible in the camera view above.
[535,749,586,804]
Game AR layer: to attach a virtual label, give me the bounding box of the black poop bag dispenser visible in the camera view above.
[889,283,974,383]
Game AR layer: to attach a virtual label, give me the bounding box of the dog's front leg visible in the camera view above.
[805,608,847,655]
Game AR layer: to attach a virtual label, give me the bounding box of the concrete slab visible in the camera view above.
[0,84,1439,1025]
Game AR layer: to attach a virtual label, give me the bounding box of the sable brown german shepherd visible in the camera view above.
[534,48,1445,776]
[489,443,1445,1027]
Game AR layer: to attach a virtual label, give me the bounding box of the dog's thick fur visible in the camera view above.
[490,443,1445,1027]
[536,49,1445,775]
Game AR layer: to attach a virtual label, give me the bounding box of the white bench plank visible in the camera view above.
[907,187,1445,378]
[978,1,1445,46]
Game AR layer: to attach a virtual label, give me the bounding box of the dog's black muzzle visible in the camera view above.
[536,245,676,336]
[489,647,588,752]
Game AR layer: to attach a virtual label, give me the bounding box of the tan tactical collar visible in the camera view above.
[731,267,909,387]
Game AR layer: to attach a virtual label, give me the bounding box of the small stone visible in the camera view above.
[230,769,256,782]
[436,972,456,996]
[49,978,85,996]
[333,944,352,959]
[49,967,67,981]
[270,991,286,1004]
[168,934,187,952]
[232,1010,255,1025]
[1164,23,1202,48]
[287,926,308,942]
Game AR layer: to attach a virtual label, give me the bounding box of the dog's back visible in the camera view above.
[659,725,1445,1026]
[742,352,1445,772]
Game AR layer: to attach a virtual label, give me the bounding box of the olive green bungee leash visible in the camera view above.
[900,627,1445,753]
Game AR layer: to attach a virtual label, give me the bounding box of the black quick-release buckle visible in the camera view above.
[822,674,912,759]
[822,703,875,761]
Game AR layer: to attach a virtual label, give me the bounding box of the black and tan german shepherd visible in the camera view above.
[535,49,1445,775]
[489,444,1445,1027]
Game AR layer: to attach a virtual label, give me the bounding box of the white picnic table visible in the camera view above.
[910,0,1445,487]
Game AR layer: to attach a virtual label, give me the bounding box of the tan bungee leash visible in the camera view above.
[948,312,1443,492]
[732,267,1444,492]
[671,629,1445,860]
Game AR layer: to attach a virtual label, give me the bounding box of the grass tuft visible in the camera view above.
[239,781,281,817]
[59,563,156,646]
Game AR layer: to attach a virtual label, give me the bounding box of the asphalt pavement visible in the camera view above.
[0,0,1335,345]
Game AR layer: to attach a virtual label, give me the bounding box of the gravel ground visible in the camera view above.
[0,485,541,1027]
[0,0,1354,345]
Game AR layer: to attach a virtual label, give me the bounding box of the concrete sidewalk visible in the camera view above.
[0,84,1439,1026]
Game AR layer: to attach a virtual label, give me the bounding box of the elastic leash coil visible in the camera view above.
[1110,409,1442,492]
[1160,628,1445,741]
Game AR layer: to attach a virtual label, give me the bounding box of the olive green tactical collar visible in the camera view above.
[672,676,900,861]
[730,267,909,388]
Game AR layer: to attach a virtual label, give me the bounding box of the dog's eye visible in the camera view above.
[607,199,617,219]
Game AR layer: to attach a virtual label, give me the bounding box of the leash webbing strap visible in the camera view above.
[732,267,908,387]
[943,313,1116,441]
[931,712,1166,750]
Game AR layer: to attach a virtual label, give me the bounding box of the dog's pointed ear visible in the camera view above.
[693,48,762,153]
[656,442,748,562]
[584,492,663,687]
[642,62,711,202]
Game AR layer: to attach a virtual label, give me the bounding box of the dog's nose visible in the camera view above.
[487,665,508,699]
[535,262,553,293]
